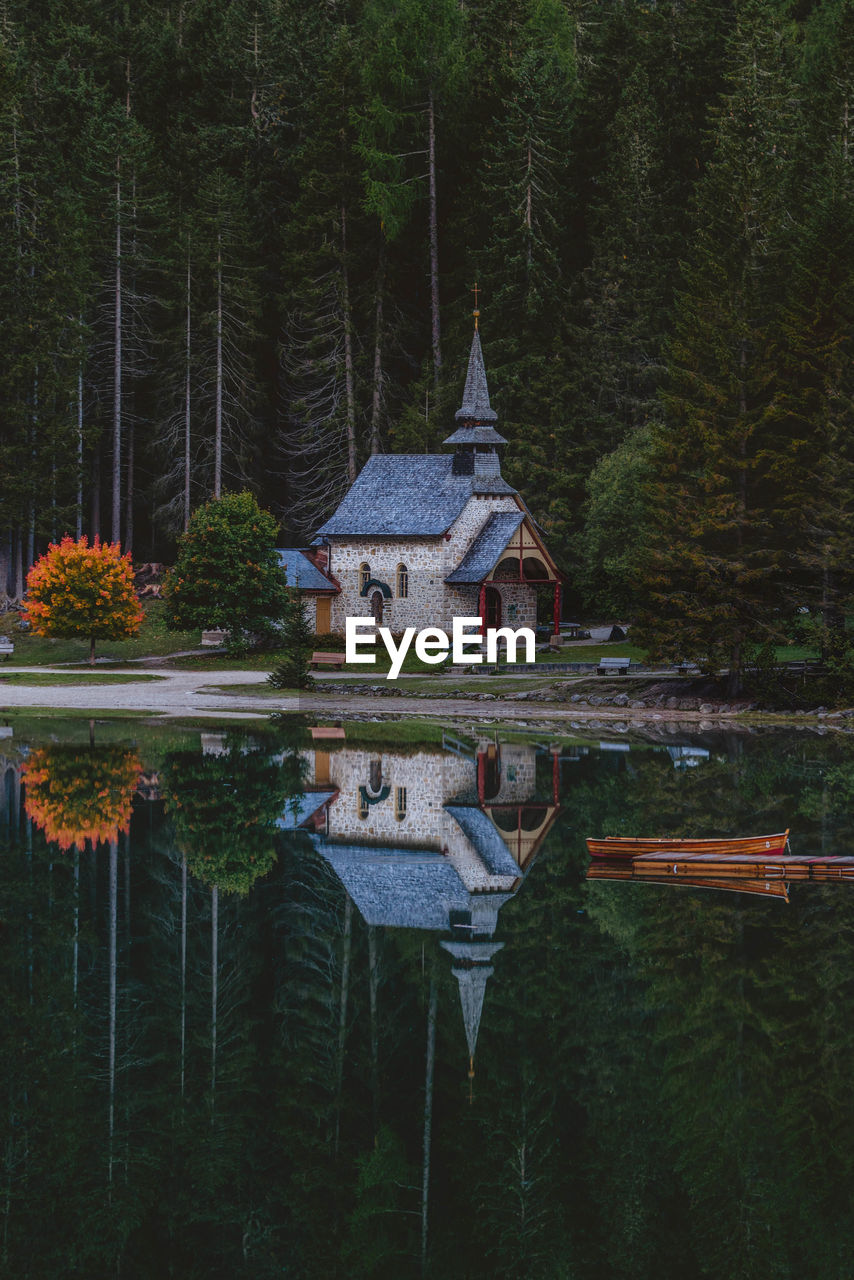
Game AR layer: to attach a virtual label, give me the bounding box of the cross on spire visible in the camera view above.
[471,281,480,331]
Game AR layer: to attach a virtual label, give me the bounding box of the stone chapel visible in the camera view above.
[281,324,562,637]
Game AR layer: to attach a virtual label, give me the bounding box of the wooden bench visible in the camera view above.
[310,651,346,670]
[0,637,14,661]
[597,656,630,676]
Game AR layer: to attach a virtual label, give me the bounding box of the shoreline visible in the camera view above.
[0,665,852,730]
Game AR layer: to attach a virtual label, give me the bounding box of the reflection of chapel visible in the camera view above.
[281,324,562,637]
[281,739,561,1068]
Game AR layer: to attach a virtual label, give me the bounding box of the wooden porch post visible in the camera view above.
[553,581,561,636]
[479,582,487,636]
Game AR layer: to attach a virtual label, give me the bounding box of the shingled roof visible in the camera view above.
[444,511,524,584]
[311,840,474,929]
[313,455,516,539]
[444,805,522,877]
[277,548,336,591]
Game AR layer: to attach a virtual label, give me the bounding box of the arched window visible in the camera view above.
[358,792,369,820]
[395,787,407,821]
[397,563,409,598]
[359,562,371,594]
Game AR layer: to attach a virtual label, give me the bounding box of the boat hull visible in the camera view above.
[586,831,789,859]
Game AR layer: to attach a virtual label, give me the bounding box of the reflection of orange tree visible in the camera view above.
[162,741,294,894]
[23,746,143,850]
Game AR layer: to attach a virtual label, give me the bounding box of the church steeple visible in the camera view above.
[454,328,498,424]
[443,309,509,489]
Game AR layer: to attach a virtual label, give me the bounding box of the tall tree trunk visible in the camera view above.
[210,885,218,1116]
[108,837,118,1188]
[125,423,134,557]
[112,154,122,545]
[91,451,101,541]
[76,343,84,539]
[13,529,23,600]
[334,893,353,1157]
[73,845,80,1006]
[370,240,386,455]
[427,87,442,388]
[421,968,438,1275]
[341,206,357,482]
[368,925,379,1138]
[180,853,187,1099]
[214,234,222,499]
[184,248,192,530]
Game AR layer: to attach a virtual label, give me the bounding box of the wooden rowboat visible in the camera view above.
[586,831,789,859]
[586,862,790,900]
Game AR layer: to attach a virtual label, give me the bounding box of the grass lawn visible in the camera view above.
[0,672,166,686]
[0,601,200,666]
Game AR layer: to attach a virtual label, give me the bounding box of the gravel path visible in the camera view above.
[0,667,281,719]
[0,665,807,728]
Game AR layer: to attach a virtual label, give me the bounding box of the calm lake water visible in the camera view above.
[2,716,854,1279]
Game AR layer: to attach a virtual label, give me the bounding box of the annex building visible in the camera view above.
[281,326,562,637]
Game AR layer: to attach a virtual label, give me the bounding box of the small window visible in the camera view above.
[359,562,371,593]
[358,792,369,820]
[397,563,409,598]
[395,786,407,821]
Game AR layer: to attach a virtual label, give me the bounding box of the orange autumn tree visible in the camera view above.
[23,745,142,851]
[25,536,143,664]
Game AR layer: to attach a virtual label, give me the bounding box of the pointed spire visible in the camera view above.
[454,329,498,423]
[440,939,504,1061]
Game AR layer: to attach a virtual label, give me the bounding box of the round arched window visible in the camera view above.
[359,562,371,594]
[397,563,409,598]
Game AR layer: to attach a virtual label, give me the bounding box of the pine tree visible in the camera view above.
[268,588,315,690]
[635,0,803,691]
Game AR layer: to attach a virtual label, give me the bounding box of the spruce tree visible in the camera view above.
[268,588,315,690]
[635,0,803,691]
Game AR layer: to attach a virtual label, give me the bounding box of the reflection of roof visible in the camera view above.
[441,940,505,1058]
[277,791,337,830]
[312,455,516,539]
[444,512,524,584]
[444,805,521,877]
[277,549,336,592]
[312,839,473,929]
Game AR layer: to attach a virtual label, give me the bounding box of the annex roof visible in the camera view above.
[277,548,336,591]
[444,804,521,878]
[313,455,516,539]
[277,791,338,830]
[444,511,524,584]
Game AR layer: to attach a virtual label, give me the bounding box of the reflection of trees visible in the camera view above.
[10,728,854,1274]
[22,745,141,850]
[162,738,294,894]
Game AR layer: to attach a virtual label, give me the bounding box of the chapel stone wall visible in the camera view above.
[325,493,535,635]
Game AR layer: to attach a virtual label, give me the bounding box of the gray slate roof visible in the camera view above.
[277,548,336,591]
[455,331,498,422]
[313,455,516,539]
[311,838,472,929]
[444,805,522,877]
[443,425,508,446]
[277,791,338,830]
[444,512,524,584]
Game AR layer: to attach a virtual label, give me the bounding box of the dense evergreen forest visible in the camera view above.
[5,725,854,1276]
[4,0,854,659]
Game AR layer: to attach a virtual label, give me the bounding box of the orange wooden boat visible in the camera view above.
[586,862,790,900]
[586,831,789,859]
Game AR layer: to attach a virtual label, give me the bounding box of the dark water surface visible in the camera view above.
[3,716,854,1279]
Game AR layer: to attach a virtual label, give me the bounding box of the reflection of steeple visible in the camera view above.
[288,741,557,1079]
[440,939,504,1062]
